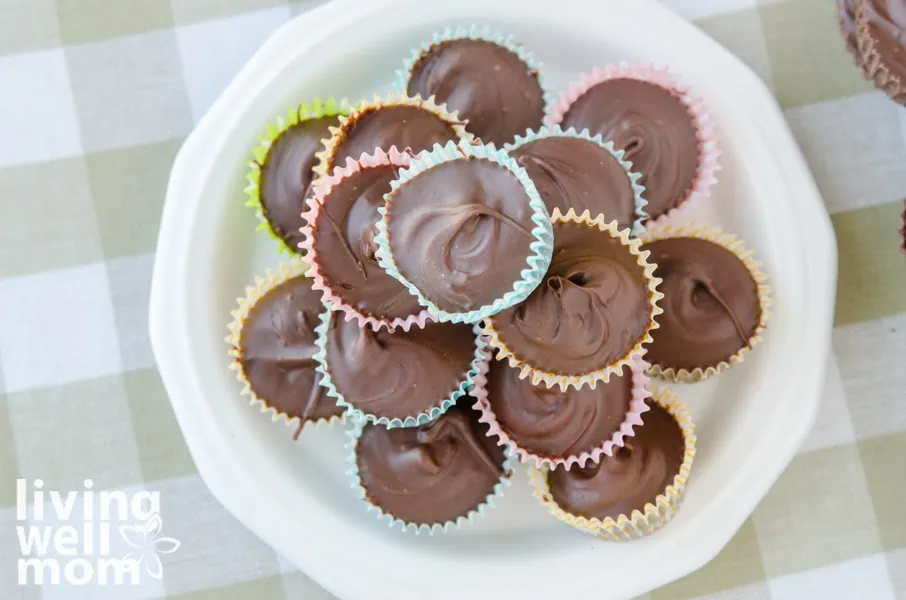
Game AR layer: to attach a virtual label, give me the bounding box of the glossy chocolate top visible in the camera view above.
[511,136,637,229]
[486,359,634,459]
[642,237,761,371]
[331,105,460,167]
[386,158,540,314]
[491,222,651,375]
[356,401,507,525]
[237,277,342,432]
[559,78,699,219]
[407,38,545,146]
[311,163,423,320]
[325,314,476,421]
[861,0,906,84]
[259,115,340,250]
[548,401,684,520]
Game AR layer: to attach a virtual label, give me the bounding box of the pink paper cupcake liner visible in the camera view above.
[473,354,653,471]
[546,63,721,225]
[298,146,435,332]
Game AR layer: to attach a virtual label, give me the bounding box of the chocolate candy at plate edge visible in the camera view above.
[258,114,341,250]
[309,161,424,321]
[323,314,477,422]
[485,359,635,461]
[236,276,342,437]
[642,236,762,372]
[548,401,684,520]
[355,401,507,526]
[490,221,652,376]
[385,157,543,315]
[406,38,545,146]
[856,0,906,105]
[559,78,700,220]
[510,135,638,230]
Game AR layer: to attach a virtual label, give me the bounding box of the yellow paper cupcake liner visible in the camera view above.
[640,222,773,383]
[528,385,696,541]
[226,258,344,439]
[482,207,664,391]
[244,98,355,255]
[313,92,473,183]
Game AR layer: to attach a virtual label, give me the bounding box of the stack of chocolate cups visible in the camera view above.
[227,25,773,540]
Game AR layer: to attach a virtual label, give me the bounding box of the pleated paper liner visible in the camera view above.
[374,138,555,324]
[244,97,355,255]
[482,207,664,391]
[473,354,653,470]
[226,258,345,439]
[836,0,864,68]
[640,222,772,383]
[312,92,473,183]
[528,385,696,541]
[504,125,648,235]
[313,315,490,428]
[545,63,720,225]
[298,146,434,332]
[345,417,516,535]
[394,24,555,141]
[854,2,906,106]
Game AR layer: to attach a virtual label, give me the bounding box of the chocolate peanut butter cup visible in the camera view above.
[529,386,696,541]
[314,93,471,182]
[547,64,719,222]
[375,139,554,323]
[227,260,344,439]
[640,224,772,382]
[506,126,647,234]
[855,0,906,105]
[299,148,432,332]
[400,26,548,146]
[483,208,663,391]
[349,399,513,533]
[474,355,652,470]
[245,98,352,255]
[313,311,487,428]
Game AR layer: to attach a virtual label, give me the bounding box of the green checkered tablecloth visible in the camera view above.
[1,0,904,598]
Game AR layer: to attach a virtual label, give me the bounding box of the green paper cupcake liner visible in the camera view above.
[244,97,355,255]
[374,138,554,323]
[394,24,556,120]
[312,313,490,428]
[505,125,648,235]
[345,420,516,535]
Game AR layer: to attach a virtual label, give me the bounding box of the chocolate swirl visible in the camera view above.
[548,401,684,520]
[407,39,545,146]
[511,136,637,229]
[237,276,341,438]
[312,164,423,319]
[491,222,650,374]
[324,314,476,421]
[559,78,699,220]
[331,105,460,168]
[259,115,340,250]
[486,360,633,459]
[356,401,506,525]
[642,237,761,371]
[860,0,906,80]
[388,158,539,313]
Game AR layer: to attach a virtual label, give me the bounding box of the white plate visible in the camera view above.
[149,0,838,598]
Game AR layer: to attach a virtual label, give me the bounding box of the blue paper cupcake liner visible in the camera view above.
[505,125,649,236]
[374,138,554,323]
[312,312,490,428]
[345,419,516,535]
[394,25,556,120]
